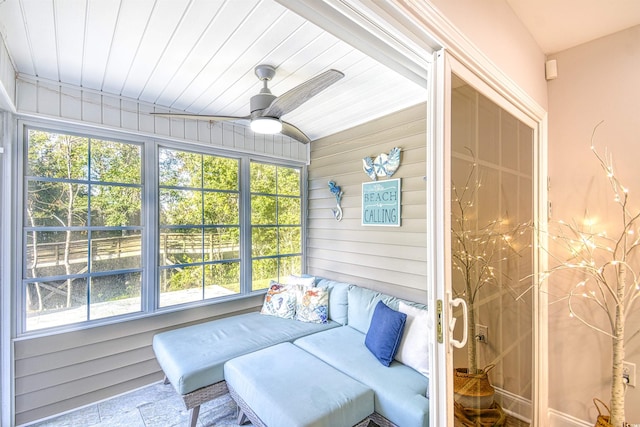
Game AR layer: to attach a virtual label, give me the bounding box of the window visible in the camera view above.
[20,126,304,334]
[250,162,303,291]
[24,129,143,331]
[158,148,240,307]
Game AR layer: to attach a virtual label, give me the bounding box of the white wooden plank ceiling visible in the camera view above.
[0,0,428,142]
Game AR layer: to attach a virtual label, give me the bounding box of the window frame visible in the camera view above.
[249,160,305,292]
[21,126,145,332]
[156,145,242,308]
[15,120,307,337]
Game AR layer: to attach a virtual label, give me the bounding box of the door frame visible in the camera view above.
[429,49,549,425]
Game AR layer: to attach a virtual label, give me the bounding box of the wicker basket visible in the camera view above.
[454,364,496,409]
[454,401,506,426]
[593,398,612,427]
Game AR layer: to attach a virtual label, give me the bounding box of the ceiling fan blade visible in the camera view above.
[261,69,344,118]
[281,121,310,144]
[150,112,249,122]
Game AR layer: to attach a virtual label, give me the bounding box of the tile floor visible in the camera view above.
[27,381,247,427]
[26,380,531,427]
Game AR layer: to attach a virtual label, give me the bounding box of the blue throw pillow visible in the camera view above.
[365,300,407,366]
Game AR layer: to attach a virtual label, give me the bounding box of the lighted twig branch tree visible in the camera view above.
[452,156,528,375]
[541,126,640,426]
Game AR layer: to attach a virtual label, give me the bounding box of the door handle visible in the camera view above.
[449,297,468,349]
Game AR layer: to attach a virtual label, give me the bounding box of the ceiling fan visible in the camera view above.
[151,64,344,144]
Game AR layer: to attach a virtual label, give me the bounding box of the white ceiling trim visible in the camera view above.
[394,0,546,122]
[275,0,433,88]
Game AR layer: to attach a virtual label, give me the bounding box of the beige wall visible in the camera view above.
[307,103,428,304]
[426,0,548,109]
[547,25,640,423]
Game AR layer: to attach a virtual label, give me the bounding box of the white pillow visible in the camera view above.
[395,301,429,377]
[287,274,316,287]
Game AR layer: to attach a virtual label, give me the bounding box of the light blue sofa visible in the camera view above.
[294,284,429,427]
[152,278,429,427]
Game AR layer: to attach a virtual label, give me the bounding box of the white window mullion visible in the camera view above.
[1,112,17,427]
[301,165,308,274]
[14,122,26,335]
[239,157,253,294]
[144,141,158,311]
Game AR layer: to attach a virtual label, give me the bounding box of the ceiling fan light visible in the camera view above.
[250,117,282,134]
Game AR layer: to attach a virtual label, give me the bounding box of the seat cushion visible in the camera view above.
[224,342,374,427]
[152,312,339,395]
[315,278,351,325]
[347,286,397,333]
[294,326,429,427]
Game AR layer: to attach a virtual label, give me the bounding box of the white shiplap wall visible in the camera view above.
[307,103,428,303]
[15,75,309,163]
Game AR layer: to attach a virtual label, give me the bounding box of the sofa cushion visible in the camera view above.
[347,286,396,333]
[315,279,351,325]
[365,301,407,366]
[396,301,430,376]
[152,312,339,395]
[295,286,329,323]
[260,282,297,319]
[294,326,429,427]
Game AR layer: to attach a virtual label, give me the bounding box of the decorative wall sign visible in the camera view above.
[362,147,401,181]
[362,178,401,226]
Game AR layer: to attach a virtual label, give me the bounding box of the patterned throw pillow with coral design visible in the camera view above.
[260,282,297,319]
[294,287,329,323]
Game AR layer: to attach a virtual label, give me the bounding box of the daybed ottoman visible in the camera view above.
[224,342,375,427]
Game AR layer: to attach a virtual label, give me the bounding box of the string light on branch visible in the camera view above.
[451,148,531,377]
[541,122,640,426]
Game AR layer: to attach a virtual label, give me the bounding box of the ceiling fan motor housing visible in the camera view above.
[250,92,277,116]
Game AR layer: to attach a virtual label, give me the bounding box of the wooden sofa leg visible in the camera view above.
[189,405,200,427]
[237,409,249,425]
[163,376,170,385]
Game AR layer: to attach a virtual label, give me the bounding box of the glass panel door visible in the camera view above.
[451,73,535,424]
[429,51,542,426]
